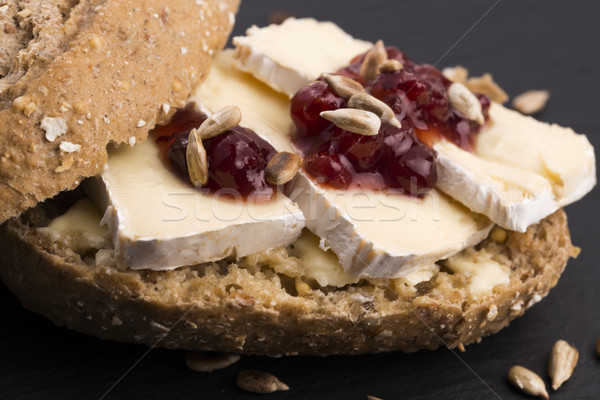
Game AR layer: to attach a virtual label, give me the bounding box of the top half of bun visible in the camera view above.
[0,0,240,224]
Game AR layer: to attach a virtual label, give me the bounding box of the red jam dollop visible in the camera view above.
[155,108,277,201]
[291,46,491,196]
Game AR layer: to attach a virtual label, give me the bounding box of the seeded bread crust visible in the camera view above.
[0,200,575,356]
[0,0,240,224]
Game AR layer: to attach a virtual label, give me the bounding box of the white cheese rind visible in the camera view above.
[99,139,305,271]
[290,172,493,278]
[435,141,558,232]
[436,103,596,231]
[233,18,372,97]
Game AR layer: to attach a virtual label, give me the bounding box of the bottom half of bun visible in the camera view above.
[0,193,577,356]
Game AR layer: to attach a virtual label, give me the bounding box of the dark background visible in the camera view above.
[1,0,599,399]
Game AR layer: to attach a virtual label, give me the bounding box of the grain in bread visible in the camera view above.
[0,191,577,356]
[0,0,240,224]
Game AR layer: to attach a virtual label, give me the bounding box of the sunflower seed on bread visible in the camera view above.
[320,108,381,136]
[265,152,302,185]
[347,92,401,128]
[186,129,209,187]
[360,40,387,81]
[322,73,365,100]
[197,105,242,140]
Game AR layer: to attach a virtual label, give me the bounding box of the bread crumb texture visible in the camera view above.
[0,191,576,356]
[0,0,240,224]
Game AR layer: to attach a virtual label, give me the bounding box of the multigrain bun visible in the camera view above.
[0,192,577,356]
[0,0,240,223]
[0,5,581,357]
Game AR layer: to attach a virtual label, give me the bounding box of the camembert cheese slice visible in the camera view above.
[97,124,305,271]
[233,18,372,98]
[436,104,595,231]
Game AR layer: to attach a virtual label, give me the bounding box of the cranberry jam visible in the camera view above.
[155,108,278,201]
[291,46,490,196]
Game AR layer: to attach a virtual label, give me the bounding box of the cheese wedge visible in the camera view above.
[96,125,305,271]
[233,18,596,233]
[201,50,492,278]
[233,18,372,97]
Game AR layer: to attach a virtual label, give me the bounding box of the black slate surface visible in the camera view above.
[1,1,599,399]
